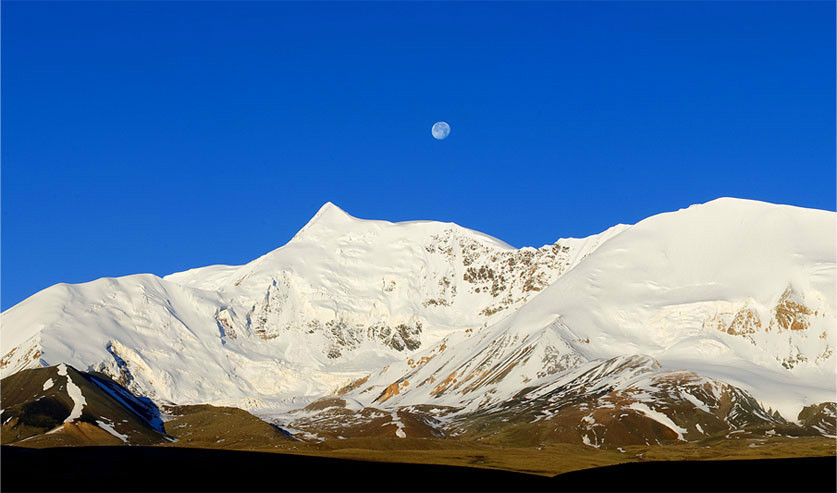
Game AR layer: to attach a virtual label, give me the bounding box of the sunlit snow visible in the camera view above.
[628,402,687,440]
[0,198,833,423]
[96,419,128,442]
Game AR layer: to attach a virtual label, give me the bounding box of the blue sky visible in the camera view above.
[2,1,834,309]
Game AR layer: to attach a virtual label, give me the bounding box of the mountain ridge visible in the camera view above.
[1,197,834,424]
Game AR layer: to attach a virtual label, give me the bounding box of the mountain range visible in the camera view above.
[1,197,835,460]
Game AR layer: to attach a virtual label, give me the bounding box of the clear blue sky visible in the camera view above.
[2,1,834,310]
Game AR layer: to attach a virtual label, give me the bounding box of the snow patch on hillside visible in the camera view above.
[96,419,128,442]
[628,402,687,440]
[57,364,87,423]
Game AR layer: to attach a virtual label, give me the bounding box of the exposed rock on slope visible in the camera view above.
[797,402,837,436]
[282,356,833,449]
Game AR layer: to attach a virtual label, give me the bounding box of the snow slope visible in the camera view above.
[507,198,836,417]
[1,198,834,420]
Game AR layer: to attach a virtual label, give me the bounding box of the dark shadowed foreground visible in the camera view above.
[1,446,834,493]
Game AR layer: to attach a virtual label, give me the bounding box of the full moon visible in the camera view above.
[431,121,450,140]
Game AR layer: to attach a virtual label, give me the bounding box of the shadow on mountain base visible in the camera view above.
[1,446,834,492]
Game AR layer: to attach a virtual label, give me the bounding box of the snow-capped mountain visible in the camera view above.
[1,198,834,424]
[347,198,836,420]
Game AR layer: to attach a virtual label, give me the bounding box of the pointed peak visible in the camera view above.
[308,202,354,225]
[315,201,349,219]
[291,202,357,241]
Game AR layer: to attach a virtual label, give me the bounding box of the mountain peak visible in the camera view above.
[291,202,357,241]
[313,201,351,221]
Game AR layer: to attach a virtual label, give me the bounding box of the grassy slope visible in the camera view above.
[160,404,294,449]
[245,435,836,477]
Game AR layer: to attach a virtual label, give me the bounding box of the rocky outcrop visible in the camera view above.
[798,402,837,436]
[771,286,814,332]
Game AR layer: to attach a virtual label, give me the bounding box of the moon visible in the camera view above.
[431,121,450,140]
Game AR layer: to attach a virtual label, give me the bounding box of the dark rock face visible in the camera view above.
[798,402,837,435]
[320,321,424,359]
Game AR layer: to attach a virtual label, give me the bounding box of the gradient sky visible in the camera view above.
[2,1,835,310]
